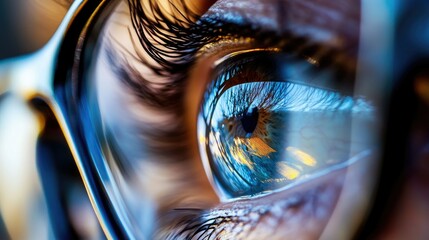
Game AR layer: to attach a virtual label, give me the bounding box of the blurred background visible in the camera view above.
[0,0,70,239]
[0,0,70,58]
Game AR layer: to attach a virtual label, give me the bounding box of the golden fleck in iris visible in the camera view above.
[244,137,276,157]
[231,138,254,169]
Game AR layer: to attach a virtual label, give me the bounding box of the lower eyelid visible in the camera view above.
[155,158,354,239]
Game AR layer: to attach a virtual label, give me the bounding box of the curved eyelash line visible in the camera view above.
[127,0,218,78]
[122,0,356,109]
[156,177,338,239]
[126,0,336,78]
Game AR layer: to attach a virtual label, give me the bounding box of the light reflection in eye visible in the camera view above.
[197,50,375,200]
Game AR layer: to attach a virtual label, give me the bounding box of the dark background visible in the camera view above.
[0,0,69,59]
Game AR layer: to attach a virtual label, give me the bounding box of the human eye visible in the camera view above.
[82,0,381,239]
[198,49,375,200]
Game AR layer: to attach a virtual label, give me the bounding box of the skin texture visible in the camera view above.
[205,0,360,54]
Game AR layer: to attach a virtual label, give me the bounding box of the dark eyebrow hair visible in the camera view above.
[111,0,356,109]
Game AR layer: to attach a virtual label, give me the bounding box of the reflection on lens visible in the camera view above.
[198,50,376,200]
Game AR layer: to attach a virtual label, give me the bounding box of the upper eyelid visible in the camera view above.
[195,39,358,106]
[206,39,356,79]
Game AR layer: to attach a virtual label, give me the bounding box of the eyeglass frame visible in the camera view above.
[0,0,412,239]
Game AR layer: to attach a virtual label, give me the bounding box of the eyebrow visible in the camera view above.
[112,0,357,109]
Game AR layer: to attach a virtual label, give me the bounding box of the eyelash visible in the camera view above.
[155,182,329,239]
[127,0,217,77]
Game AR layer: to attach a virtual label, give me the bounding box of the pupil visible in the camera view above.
[240,107,259,134]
